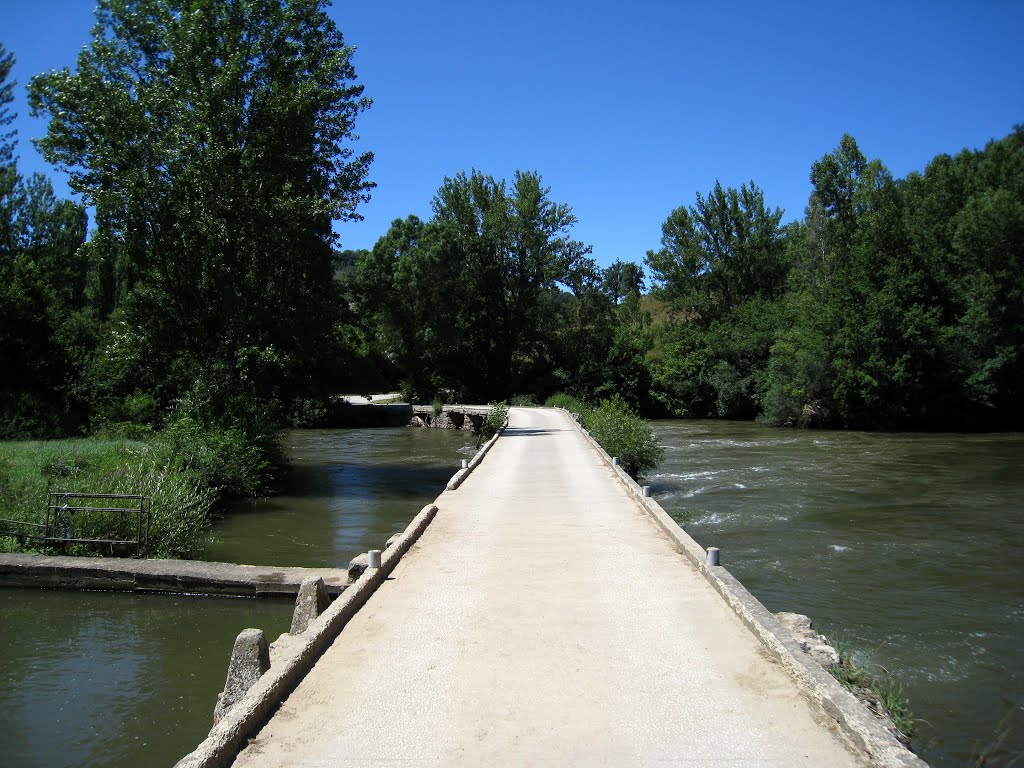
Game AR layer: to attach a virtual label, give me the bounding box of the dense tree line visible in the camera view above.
[1,0,377,451]
[354,169,650,404]
[646,130,1024,430]
[2,1,1021,444]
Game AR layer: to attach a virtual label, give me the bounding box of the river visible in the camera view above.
[0,427,474,768]
[648,420,1024,768]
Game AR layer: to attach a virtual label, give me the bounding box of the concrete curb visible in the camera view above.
[446,424,504,490]
[556,408,928,768]
[173,503,439,768]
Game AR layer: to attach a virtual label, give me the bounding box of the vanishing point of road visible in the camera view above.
[232,407,865,767]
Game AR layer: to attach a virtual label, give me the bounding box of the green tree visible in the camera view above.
[430,170,592,400]
[646,180,787,320]
[645,180,787,417]
[0,44,14,165]
[601,259,645,304]
[28,0,373,427]
[356,215,463,400]
[0,46,91,437]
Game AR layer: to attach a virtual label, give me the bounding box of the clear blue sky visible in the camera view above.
[4,0,1023,269]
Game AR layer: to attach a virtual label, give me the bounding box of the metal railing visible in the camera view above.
[0,493,151,557]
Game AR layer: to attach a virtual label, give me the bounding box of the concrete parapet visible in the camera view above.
[555,407,929,768]
[174,503,440,768]
[213,629,270,725]
[289,577,330,636]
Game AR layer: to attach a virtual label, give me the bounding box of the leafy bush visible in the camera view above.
[509,394,537,406]
[162,417,281,501]
[474,401,509,446]
[546,392,663,478]
[399,379,415,404]
[289,396,329,428]
[543,393,592,421]
[431,398,444,417]
[546,391,663,478]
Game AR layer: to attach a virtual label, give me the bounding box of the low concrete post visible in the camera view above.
[367,549,382,569]
[612,457,619,466]
[348,552,369,582]
[213,628,270,724]
[706,547,720,567]
[641,485,652,497]
[461,459,469,469]
[290,577,330,635]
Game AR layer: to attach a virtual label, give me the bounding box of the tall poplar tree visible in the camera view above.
[28,0,373,425]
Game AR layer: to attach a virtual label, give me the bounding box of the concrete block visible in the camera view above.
[213,628,270,725]
[290,577,330,635]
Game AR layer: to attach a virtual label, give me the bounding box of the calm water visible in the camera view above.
[204,428,476,566]
[1,427,473,768]
[649,420,1024,768]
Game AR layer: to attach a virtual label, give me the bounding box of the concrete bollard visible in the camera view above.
[290,577,330,635]
[461,459,469,469]
[612,457,619,466]
[348,552,369,582]
[367,549,382,569]
[706,547,720,567]
[641,485,651,497]
[213,628,270,724]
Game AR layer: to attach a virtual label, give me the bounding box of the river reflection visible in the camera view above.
[0,589,293,768]
[649,420,1024,768]
[204,427,476,566]
[1,427,473,768]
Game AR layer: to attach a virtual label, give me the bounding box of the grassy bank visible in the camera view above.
[0,426,284,559]
[827,638,915,743]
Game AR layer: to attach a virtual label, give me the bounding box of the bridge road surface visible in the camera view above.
[233,407,865,768]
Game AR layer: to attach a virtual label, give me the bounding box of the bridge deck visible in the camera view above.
[233,407,864,767]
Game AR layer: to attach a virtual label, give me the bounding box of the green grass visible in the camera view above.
[827,637,916,741]
[0,437,214,559]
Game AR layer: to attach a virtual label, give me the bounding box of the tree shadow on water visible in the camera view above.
[285,462,459,499]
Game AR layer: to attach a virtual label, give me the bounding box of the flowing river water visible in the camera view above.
[648,420,1024,768]
[0,428,475,768]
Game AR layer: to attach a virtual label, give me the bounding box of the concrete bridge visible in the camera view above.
[180,407,925,768]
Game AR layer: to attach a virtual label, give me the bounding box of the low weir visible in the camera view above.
[0,553,348,597]
[325,399,490,429]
